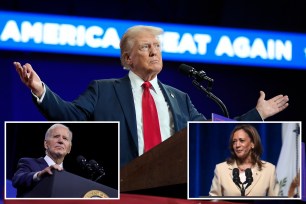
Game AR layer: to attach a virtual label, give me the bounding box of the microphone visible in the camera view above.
[232,168,242,188]
[233,168,247,196]
[178,64,214,83]
[244,168,253,189]
[77,155,91,171]
[88,159,105,181]
[178,63,229,118]
[77,155,95,179]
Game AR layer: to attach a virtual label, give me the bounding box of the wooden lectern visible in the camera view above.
[120,128,187,198]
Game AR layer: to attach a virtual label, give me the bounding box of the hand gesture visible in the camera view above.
[37,164,63,179]
[256,91,289,120]
[13,62,44,98]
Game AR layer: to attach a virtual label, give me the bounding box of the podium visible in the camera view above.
[120,128,187,198]
[24,170,118,198]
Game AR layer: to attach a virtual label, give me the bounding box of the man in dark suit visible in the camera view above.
[12,124,72,197]
[13,25,289,168]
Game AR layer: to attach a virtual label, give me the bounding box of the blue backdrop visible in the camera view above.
[189,122,282,198]
[1,45,305,202]
[1,1,306,202]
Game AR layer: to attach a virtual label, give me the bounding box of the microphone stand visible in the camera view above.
[240,184,245,196]
[233,180,246,196]
[95,173,105,182]
[192,79,230,118]
[240,180,253,196]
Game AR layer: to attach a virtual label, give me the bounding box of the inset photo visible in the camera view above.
[188,121,302,200]
[5,121,119,200]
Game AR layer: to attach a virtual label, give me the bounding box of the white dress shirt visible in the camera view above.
[129,71,174,155]
[33,155,63,181]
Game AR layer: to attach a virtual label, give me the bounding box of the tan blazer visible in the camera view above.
[209,160,279,197]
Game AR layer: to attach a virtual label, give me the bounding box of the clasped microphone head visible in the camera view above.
[178,63,214,86]
[76,155,94,177]
[88,160,105,176]
[179,64,196,77]
[76,155,87,170]
[232,168,242,188]
[244,168,253,189]
[88,159,106,181]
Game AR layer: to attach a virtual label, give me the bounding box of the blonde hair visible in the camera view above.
[119,25,164,70]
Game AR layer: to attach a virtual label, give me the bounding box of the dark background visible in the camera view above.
[1,0,306,202]
[5,122,119,190]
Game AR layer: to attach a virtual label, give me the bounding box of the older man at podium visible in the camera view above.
[12,123,72,197]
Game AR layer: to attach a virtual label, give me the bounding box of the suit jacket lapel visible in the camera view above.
[158,81,180,132]
[245,165,261,195]
[37,157,49,169]
[227,162,243,193]
[114,76,138,149]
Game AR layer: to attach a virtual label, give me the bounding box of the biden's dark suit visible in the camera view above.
[12,157,48,197]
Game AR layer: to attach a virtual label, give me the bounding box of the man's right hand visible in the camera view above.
[37,164,63,179]
[13,62,44,98]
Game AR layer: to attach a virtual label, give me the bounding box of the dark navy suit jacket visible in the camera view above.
[34,75,261,167]
[12,157,48,197]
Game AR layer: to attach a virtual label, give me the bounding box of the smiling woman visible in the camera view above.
[209,124,280,197]
[230,124,262,172]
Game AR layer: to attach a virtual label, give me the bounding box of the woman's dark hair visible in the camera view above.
[226,124,264,170]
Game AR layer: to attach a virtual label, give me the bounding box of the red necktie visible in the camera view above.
[142,81,162,152]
